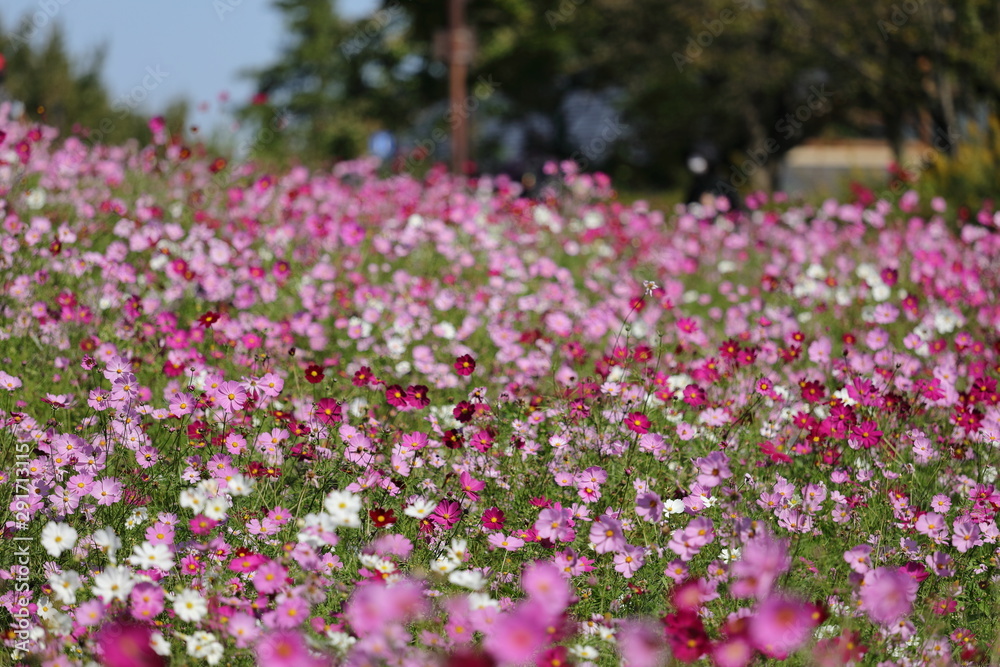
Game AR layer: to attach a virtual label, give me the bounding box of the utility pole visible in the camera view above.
[448,0,471,175]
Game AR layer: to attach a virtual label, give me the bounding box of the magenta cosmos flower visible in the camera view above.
[96,620,164,667]
[624,411,651,434]
[481,507,506,531]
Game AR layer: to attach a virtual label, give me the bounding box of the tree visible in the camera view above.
[0,13,185,148]
[238,0,434,165]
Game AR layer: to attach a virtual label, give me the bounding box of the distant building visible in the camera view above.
[778,137,939,198]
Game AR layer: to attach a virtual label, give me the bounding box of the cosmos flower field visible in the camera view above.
[2,109,1000,667]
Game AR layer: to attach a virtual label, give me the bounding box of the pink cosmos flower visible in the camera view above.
[433,500,462,528]
[915,512,948,540]
[483,602,549,665]
[618,620,670,667]
[144,522,175,546]
[190,515,219,535]
[169,392,194,416]
[843,544,874,574]
[748,594,816,660]
[712,636,755,667]
[91,477,123,506]
[401,431,429,451]
[129,582,165,621]
[344,579,426,637]
[860,566,919,625]
[613,544,645,578]
[952,521,982,553]
[577,484,601,503]
[460,471,486,501]
[695,451,732,488]
[254,560,289,595]
[135,445,160,469]
[256,630,331,667]
[534,503,575,542]
[267,596,311,629]
[370,533,413,559]
[216,380,247,413]
[522,561,570,615]
[589,515,626,554]
[229,553,267,573]
[635,492,663,523]
[75,599,105,627]
[487,533,524,551]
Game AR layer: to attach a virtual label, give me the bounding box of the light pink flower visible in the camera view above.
[589,515,626,554]
[860,566,919,625]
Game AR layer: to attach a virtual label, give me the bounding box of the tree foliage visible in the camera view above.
[239,0,994,188]
[0,15,186,147]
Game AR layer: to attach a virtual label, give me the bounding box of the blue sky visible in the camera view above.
[1,0,380,134]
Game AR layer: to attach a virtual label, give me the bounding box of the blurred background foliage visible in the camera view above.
[1,0,999,207]
[0,19,188,148]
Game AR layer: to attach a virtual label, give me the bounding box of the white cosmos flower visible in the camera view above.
[125,507,149,528]
[128,542,175,571]
[327,631,357,652]
[92,527,122,563]
[328,508,361,529]
[179,488,207,512]
[403,497,436,519]
[431,557,461,575]
[36,597,57,620]
[48,570,82,604]
[40,521,78,558]
[446,539,469,562]
[358,554,395,572]
[173,588,208,623]
[226,473,254,496]
[186,630,224,664]
[663,499,686,516]
[324,490,361,516]
[92,566,135,603]
[448,570,485,590]
[202,496,231,521]
[468,593,499,610]
[151,631,172,656]
[570,645,600,660]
